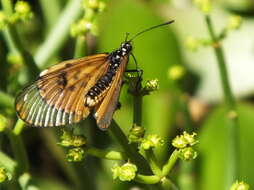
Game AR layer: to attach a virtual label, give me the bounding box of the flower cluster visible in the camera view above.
[172,131,198,161]
[230,181,249,190]
[112,162,137,181]
[7,53,24,66]
[11,1,33,23]
[193,0,212,14]
[66,148,85,162]
[143,79,159,93]
[0,1,33,30]
[187,1,243,50]
[0,167,11,183]
[70,0,106,37]
[168,65,186,81]
[139,134,164,150]
[128,124,145,143]
[58,129,87,162]
[58,129,87,147]
[83,0,106,14]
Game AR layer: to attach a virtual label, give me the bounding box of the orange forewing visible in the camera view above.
[15,54,110,127]
[94,56,129,129]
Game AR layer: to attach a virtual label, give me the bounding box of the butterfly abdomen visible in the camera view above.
[85,50,122,107]
[85,42,133,108]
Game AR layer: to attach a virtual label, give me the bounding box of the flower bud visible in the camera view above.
[58,130,73,147]
[182,132,198,146]
[15,1,31,15]
[83,0,106,13]
[168,65,186,81]
[179,147,198,161]
[98,1,106,13]
[143,79,159,92]
[172,134,188,149]
[119,162,137,181]
[85,0,99,9]
[194,0,212,14]
[185,36,199,52]
[12,1,33,22]
[0,11,7,30]
[227,15,242,31]
[111,164,121,180]
[172,131,198,149]
[72,135,87,147]
[70,19,92,37]
[128,124,145,143]
[66,148,85,162]
[140,134,164,150]
[112,162,137,181]
[0,168,11,183]
[58,129,87,147]
[7,53,24,66]
[230,181,249,190]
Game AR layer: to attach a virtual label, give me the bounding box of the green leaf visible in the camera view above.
[198,102,254,190]
[98,0,182,90]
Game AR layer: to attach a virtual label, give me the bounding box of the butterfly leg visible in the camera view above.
[116,102,121,110]
[125,69,143,78]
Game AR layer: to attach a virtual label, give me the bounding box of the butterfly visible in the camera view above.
[15,20,174,130]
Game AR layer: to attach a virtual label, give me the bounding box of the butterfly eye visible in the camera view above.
[121,42,132,53]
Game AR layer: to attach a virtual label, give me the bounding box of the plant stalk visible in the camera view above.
[205,15,239,188]
[35,0,83,67]
[85,147,126,160]
[109,120,150,174]
[133,78,142,126]
[74,36,87,59]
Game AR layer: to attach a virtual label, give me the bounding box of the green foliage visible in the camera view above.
[0,0,252,190]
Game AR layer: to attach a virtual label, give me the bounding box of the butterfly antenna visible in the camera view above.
[129,20,175,42]
[125,32,130,42]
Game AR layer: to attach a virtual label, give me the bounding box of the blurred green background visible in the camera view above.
[1,0,254,189]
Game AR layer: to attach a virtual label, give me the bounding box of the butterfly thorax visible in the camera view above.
[85,42,132,107]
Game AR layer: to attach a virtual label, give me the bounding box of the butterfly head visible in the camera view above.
[120,42,132,56]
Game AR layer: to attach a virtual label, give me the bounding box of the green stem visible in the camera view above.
[18,172,40,190]
[74,36,87,58]
[172,84,197,190]
[134,174,160,184]
[13,119,25,136]
[145,149,162,177]
[39,0,62,29]
[85,147,126,160]
[178,161,196,190]
[160,177,179,190]
[205,15,235,109]
[35,0,83,67]
[133,78,143,126]
[180,95,194,132]
[6,129,29,174]
[162,150,179,176]
[0,91,14,109]
[133,93,142,126]
[0,151,17,174]
[1,0,22,51]
[40,129,82,189]
[109,120,150,174]
[205,15,239,188]
[1,0,40,79]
